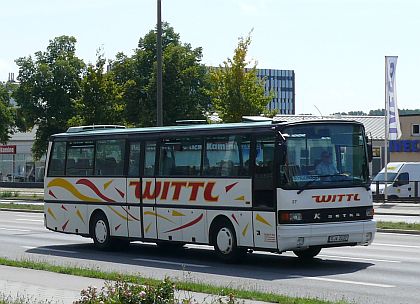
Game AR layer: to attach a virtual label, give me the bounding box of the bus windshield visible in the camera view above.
[280,123,369,190]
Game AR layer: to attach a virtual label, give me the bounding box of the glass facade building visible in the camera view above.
[256,69,295,114]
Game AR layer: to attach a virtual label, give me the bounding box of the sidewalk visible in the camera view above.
[374,202,420,216]
[0,265,269,304]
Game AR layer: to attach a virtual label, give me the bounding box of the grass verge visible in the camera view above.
[0,257,345,304]
[376,220,420,231]
[0,203,43,212]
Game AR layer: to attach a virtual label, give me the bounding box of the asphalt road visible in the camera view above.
[0,211,419,304]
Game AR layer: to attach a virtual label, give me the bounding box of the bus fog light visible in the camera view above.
[297,237,305,246]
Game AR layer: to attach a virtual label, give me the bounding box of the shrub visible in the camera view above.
[74,277,175,304]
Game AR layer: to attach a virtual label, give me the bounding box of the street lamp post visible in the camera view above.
[156,0,163,126]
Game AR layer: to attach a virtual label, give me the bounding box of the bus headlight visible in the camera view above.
[279,212,303,223]
[366,207,374,218]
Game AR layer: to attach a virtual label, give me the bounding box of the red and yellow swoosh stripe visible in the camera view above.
[48,178,101,202]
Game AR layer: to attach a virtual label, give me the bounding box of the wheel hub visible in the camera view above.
[95,220,108,244]
[216,227,233,254]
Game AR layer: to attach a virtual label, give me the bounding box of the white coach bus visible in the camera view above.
[44,121,375,261]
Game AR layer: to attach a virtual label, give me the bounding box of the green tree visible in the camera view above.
[69,52,124,126]
[368,109,385,116]
[111,23,210,126]
[207,33,272,122]
[14,36,84,158]
[0,83,15,143]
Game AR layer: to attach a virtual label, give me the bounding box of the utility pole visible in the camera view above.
[156,0,163,126]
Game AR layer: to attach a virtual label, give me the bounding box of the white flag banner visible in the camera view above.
[385,56,401,140]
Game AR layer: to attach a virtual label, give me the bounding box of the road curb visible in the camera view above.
[376,228,420,235]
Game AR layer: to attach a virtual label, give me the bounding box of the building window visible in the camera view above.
[412,124,420,136]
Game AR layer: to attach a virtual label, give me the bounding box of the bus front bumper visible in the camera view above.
[277,220,376,252]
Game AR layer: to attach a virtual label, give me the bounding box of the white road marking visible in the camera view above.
[298,276,395,288]
[16,219,44,223]
[22,246,77,254]
[319,254,401,263]
[0,227,31,232]
[372,242,420,249]
[133,258,210,268]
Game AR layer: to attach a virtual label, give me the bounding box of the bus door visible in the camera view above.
[252,135,277,249]
[126,141,143,238]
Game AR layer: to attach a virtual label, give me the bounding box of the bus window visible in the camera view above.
[48,142,66,176]
[144,141,156,176]
[128,142,140,177]
[159,137,202,176]
[66,141,94,176]
[204,135,250,177]
[95,140,125,176]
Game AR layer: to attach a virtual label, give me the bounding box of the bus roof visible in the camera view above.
[50,120,364,140]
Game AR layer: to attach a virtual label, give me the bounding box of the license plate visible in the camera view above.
[328,234,349,243]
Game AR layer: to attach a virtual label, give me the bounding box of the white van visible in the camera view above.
[371,162,420,198]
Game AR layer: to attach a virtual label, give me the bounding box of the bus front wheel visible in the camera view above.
[91,212,112,250]
[212,220,244,263]
[293,247,321,259]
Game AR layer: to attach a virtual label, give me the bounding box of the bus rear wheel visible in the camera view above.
[212,221,244,263]
[91,212,112,250]
[293,247,321,259]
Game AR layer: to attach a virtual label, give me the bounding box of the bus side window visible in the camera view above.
[204,135,250,177]
[128,142,141,177]
[66,141,94,176]
[144,141,156,176]
[158,137,202,176]
[95,140,125,176]
[48,142,66,176]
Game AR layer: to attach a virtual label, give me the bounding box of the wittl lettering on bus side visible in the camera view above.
[129,181,220,202]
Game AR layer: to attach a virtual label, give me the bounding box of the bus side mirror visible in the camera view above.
[367,143,373,163]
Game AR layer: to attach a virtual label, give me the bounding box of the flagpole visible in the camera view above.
[384,56,388,202]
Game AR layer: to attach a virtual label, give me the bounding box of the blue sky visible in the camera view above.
[1,0,419,114]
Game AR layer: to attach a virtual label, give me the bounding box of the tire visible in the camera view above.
[212,220,244,263]
[90,212,112,250]
[293,247,322,259]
